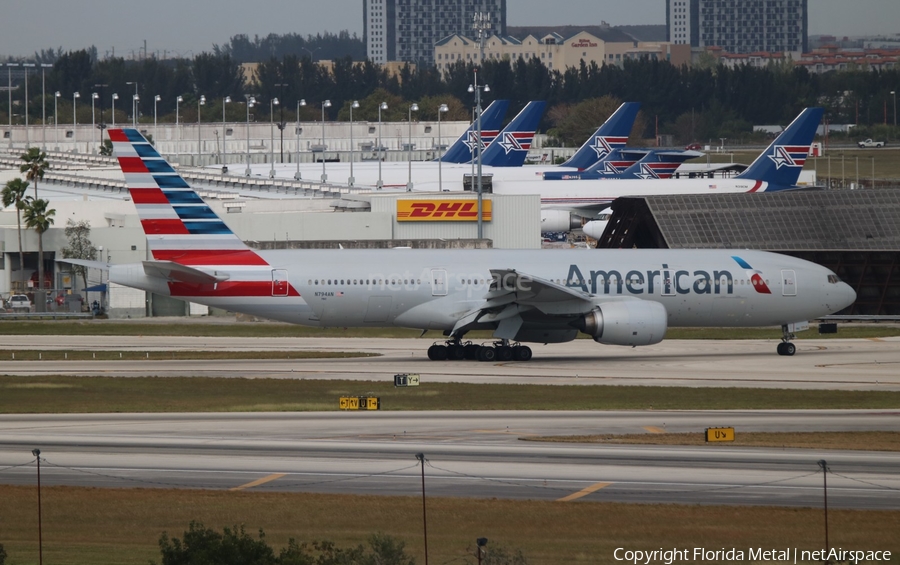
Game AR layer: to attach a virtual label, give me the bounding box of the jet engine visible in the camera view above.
[576,300,667,346]
[540,210,583,233]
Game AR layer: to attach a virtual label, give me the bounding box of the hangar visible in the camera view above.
[597,190,900,316]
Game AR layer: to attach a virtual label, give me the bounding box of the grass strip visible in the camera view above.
[2,377,900,413]
[1,350,377,361]
[2,320,900,340]
[525,431,900,452]
[0,485,897,565]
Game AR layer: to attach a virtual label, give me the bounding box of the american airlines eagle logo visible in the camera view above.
[767,145,808,169]
[732,256,772,294]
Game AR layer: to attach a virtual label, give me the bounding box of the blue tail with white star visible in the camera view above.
[479,101,547,167]
[559,102,640,170]
[736,107,823,188]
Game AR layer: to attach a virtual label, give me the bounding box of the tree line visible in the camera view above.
[3,35,899,145]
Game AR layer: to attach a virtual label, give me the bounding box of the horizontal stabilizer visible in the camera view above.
[142,260,230,284]
[59,258,109,271]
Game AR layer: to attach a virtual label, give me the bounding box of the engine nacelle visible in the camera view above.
[578,301,667,346]
[540,209,583,233]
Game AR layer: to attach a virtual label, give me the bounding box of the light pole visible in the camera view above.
[153,95,161,147]
[320,99,331,182]
[6,63,18,136]
[126,81,138,127]
[197,95,206,166]
[221,95,231,172]
[33,448,43,565]
[245,95,256,176]
[92,84,107,151]
[892,91,897,127]
[377,101,387,189]
[175,95,183,163]
[437,103,448,192]
[40,63,51,149]
[407,102,419,191]
[476,538,488,565]
[468,72,490,239]
[53,91,60,149]
[274,83,287,162]
[295,98,306,180]
[269,96,279,178]
[349,100,359,186]
[23,63,35,147]
[91,92,99,152]
[111,93,119,127]
[72,92,80,151]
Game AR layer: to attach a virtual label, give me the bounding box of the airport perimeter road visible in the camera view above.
[1,412,898,508]
[4,335,900,390]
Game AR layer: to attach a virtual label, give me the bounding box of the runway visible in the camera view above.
[3,334,900,390]
[1,411,898,508]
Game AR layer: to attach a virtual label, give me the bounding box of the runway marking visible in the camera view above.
[643,426,666,434]
[230,473,286,491]
[557,481,612,502]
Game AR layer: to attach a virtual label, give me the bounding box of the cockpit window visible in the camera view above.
[827,274,840,284]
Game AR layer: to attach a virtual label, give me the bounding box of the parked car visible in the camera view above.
[685,142,703,150]
[858,139,886,148]
[8,294,32,312]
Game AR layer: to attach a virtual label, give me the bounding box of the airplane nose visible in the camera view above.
[839,282,857,309]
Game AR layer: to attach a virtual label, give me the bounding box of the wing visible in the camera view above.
[452,269,595,338]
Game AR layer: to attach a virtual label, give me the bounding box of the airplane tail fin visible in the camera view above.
[108,128,267,267]
[736,107,823,188]
[559,102,640,170]
[479,101,547,167]
[542,148,643,180]
[616,150,702,180]
[440,99,510,163]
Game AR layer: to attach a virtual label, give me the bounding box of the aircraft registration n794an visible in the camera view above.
[96,128,856,361]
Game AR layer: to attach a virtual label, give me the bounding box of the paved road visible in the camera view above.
[2,412,898,508]
[4,335,900,390]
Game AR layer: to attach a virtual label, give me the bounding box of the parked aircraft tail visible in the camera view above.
[559,102,640,170]
[479,101,547,167]
[615,149,703,180]
[736,107,824,188]
[439,99,510,163]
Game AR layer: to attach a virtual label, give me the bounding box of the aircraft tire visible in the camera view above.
[496,346,513,361]
[777,342,796,356]
[513,346,533,361]
[447,344,466,361]
[478,346,497,362]
[428,345,448,361]
[464,343,481,360]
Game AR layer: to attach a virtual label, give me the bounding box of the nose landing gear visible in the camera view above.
[777,324,797,356]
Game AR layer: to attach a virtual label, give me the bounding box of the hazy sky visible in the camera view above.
[2,0,898,58]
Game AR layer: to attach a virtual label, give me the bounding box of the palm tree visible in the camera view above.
[23,198,56,312]
[20,147,49,199]
[2,178,30,277]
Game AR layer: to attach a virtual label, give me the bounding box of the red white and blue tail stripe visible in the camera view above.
[109,128,268,267]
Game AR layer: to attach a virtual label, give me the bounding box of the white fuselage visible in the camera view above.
[111,248,854,341]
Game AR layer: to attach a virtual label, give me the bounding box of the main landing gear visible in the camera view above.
[776,324,797,356]
[426,339,533,362]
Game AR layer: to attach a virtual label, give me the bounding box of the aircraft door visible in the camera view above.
[272,269,289,297]
[781,270,796,296]
[431,269,448,296]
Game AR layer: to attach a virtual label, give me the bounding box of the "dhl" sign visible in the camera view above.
[397,199,492,222]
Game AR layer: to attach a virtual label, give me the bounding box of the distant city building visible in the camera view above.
[434,30,690,72]
[667,0,808,55]
[364,0,507,65]
[707,45,900,73]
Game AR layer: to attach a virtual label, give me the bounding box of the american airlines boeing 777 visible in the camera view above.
[86,128,856,361]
